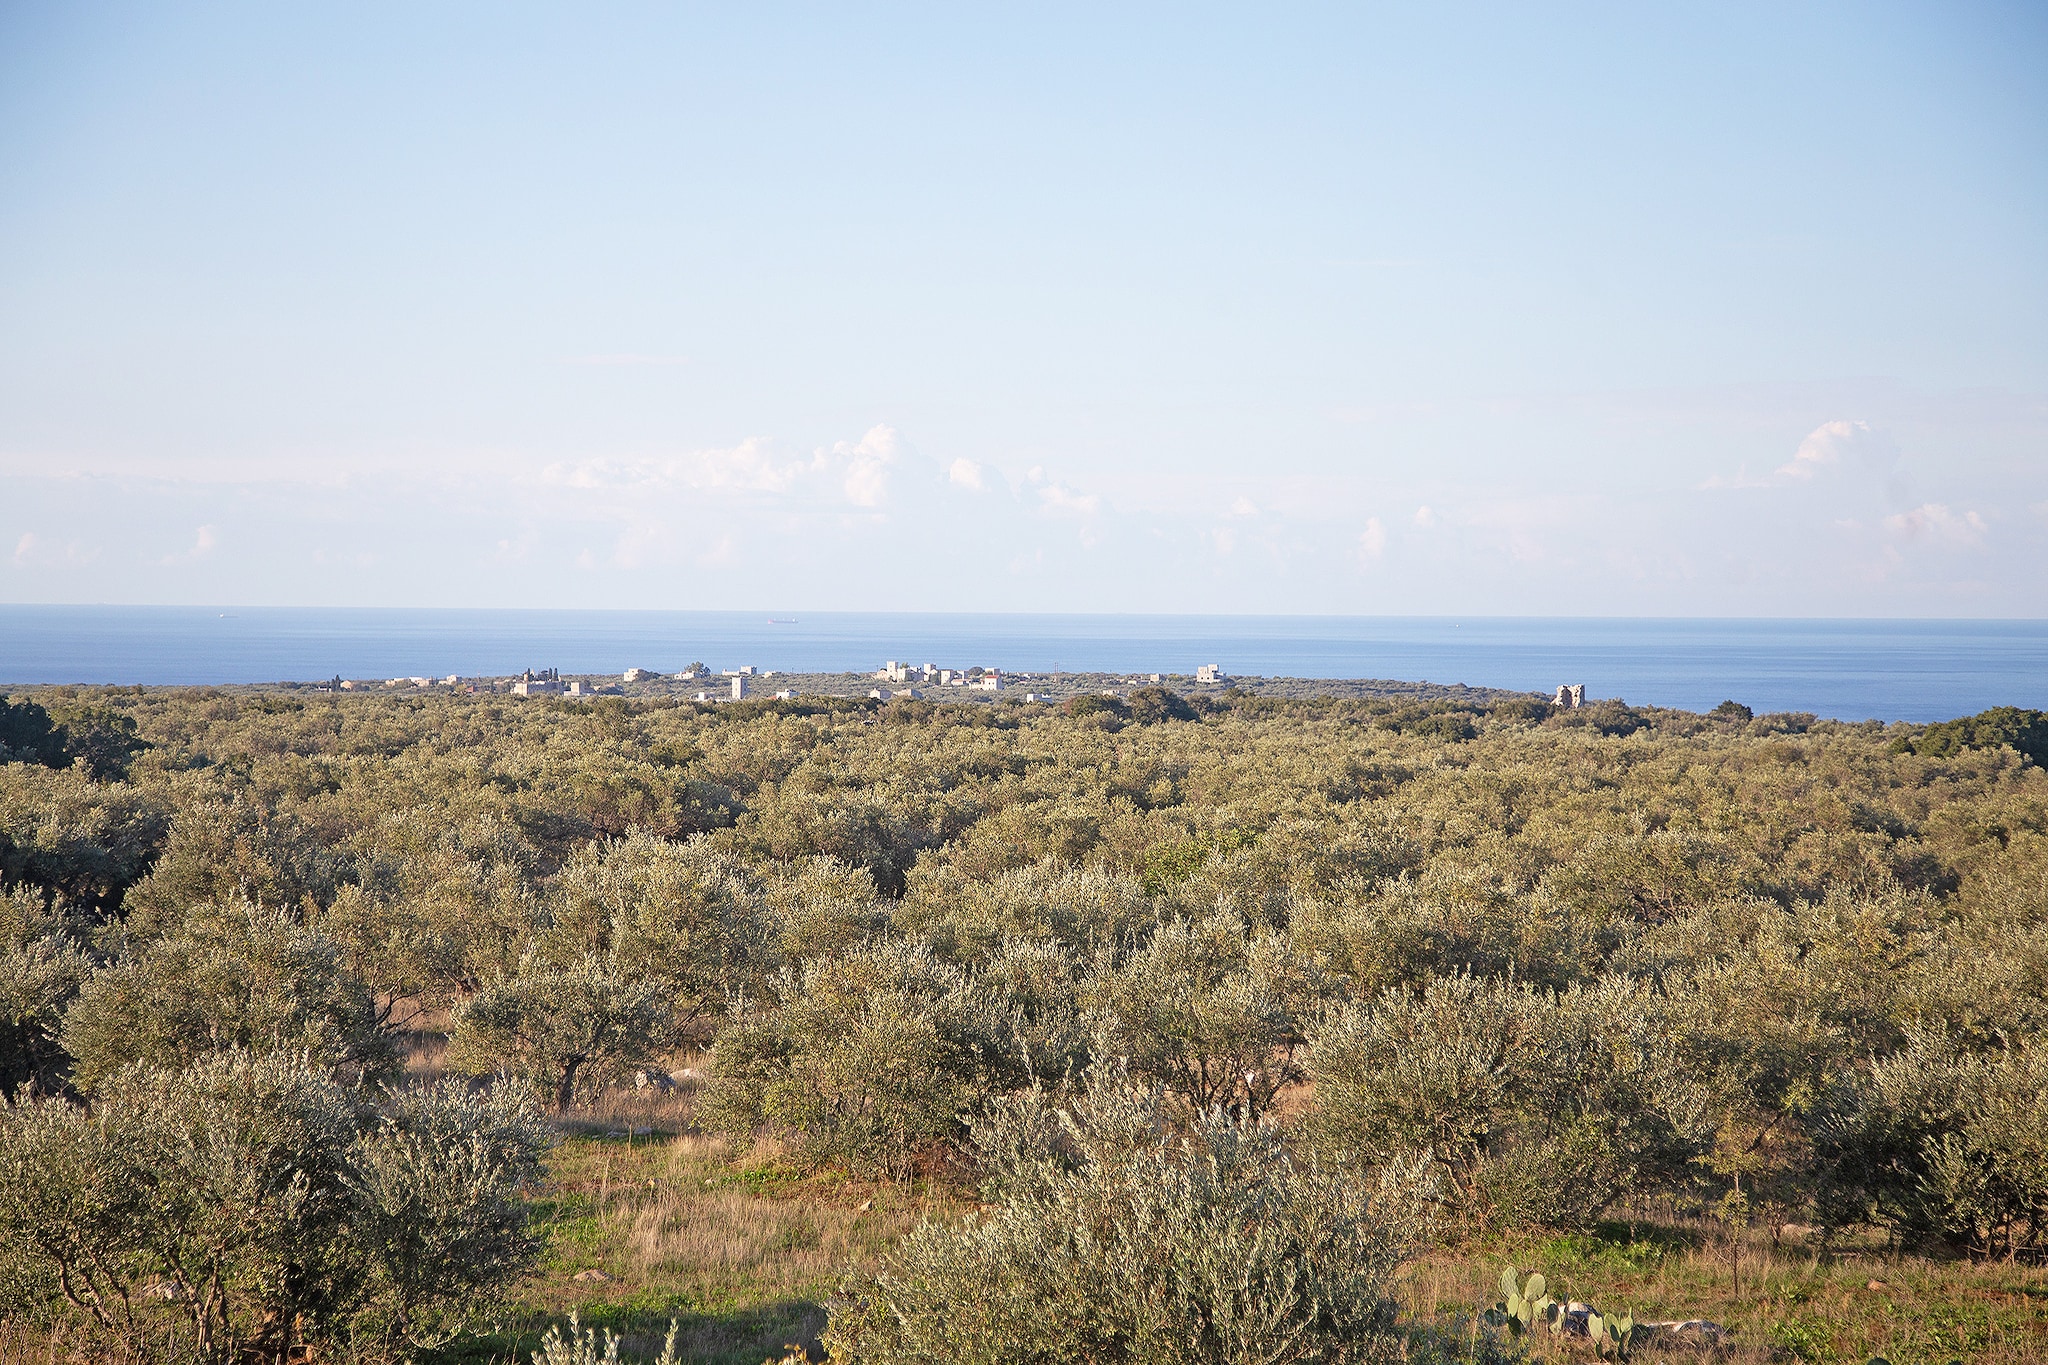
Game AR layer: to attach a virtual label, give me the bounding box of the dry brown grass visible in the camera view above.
[497,1118,963,1363]
[1397,1220,2048,1365]
[0,1321,95,1365]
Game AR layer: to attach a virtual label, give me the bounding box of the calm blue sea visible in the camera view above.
[2,607,2043,723]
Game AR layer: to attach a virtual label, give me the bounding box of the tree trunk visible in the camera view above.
[556,1056,583,1112]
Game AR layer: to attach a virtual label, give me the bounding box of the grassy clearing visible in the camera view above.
[1398,1222,2048,1365]
[474,1120,2048,1365]
[445,1078,962,1365]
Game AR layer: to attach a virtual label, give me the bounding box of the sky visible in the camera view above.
[2,3,2044,616]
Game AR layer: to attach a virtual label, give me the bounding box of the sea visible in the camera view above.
[2,607,2044,723]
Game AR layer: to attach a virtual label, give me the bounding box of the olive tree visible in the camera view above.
[1305,974,1680,1229]
[824,1068,1435,1364]
[0,1050,549,1363]
[0,889,87,1099]
[1083,908,1329,1119]
[61,901,394,1092]
[701,939,1009,1176]
[447,950,676,1111]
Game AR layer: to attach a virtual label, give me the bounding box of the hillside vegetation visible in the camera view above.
[1,686,2044,1363]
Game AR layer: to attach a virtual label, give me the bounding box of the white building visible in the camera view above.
[510,669,560,696]
[1195,664,1223,683]
[972,670,1002,691]
[731,676,748,700]
[623,667,658,683]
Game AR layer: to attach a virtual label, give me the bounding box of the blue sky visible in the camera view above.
[2,3,2044,614]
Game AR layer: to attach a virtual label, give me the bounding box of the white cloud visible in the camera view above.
[947,458,987,491]
[562,353,692,367]
[1413,505,1437,528]
[161,525,217,565]
[1038,482,1101,518]
[826,425,901,508]
[1774,419,1890,482]
[544,438,799,494]
[9,530,102,568]
[1230,496,1259,517]
[1883,503,1987,547]
[541,426,905,508]
[1357,516,1386,561]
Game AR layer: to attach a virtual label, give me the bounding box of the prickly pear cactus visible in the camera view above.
[1488,1265,1643,1360]
[1486,1267,1558,1338]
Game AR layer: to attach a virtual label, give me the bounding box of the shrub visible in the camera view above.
[0,1050,549,1363]
[0,698,67,769]
[898,861,1160,959]
[1084,908,1328,1119]
[39,700,150,782]
[824,1069,1434,1364]
[701,939,1009,1176]
[61,900,394,1092]
[532,1312,680,1365]
[1125,687,1199,725]
[1305,975,1677,1230]
[1819,1031,2048,1257]
[0,890,87,1100]
[543,830,779,1019]
[0,760,169,915]
[1909,705,2048,767]
[342,1080,554,1353]
[448,951,677,1111]
[1060,694,1127,723]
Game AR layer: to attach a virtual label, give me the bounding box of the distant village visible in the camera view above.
[306,662,1573,709]
[311,659,1236,703]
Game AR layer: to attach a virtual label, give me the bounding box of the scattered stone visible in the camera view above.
[573,1268,615,1283]
[143,1280,188,1302]
[1641,1319,1726,1345]
[1868,1279,1887,1290]
[606,1129,627,1138]
[634,1068,676,1092]
[857,1199,874,1213]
